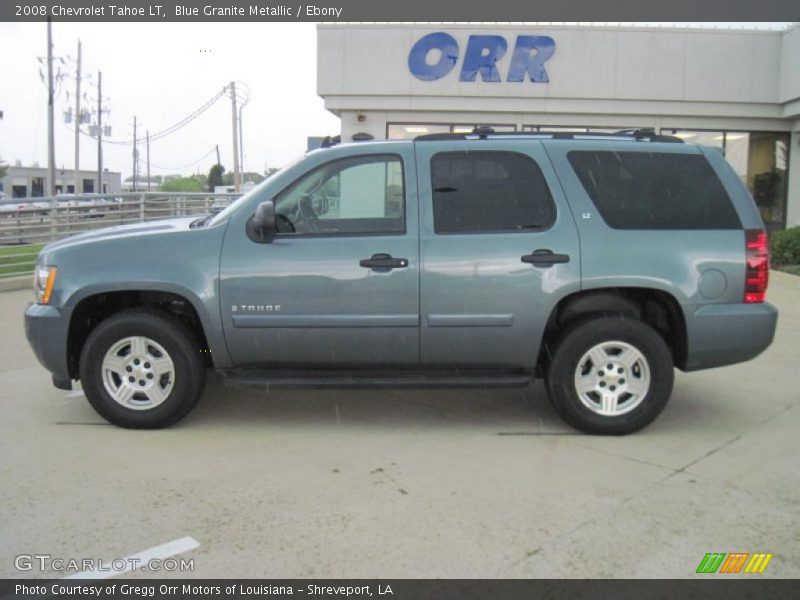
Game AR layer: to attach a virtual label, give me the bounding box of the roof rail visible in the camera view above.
[351,132,375,142]
[320,135,341,148]
[415,126,683,143]
[319,132,376,149]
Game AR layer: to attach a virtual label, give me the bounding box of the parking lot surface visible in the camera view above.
[1,273,799,579]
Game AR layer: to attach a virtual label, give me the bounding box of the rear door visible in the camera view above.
[415,140,581,369]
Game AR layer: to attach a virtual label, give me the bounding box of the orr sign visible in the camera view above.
[408,32,556,83]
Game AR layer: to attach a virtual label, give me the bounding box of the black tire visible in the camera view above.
[545,316,674,435]
[79,308,206,429]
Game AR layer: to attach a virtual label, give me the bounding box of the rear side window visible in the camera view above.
[431,151,556,234]
[567,151,741,230]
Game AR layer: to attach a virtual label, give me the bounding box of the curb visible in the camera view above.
[0,276,31,293]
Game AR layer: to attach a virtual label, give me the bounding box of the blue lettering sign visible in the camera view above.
[459,35,507,82]
[408,32,460,81]
[408,33,556,83]
[507,36,556,83]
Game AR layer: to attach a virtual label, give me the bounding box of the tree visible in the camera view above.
[0,156,8,179]
[221,171,265,186]
[207,164,225,192]
[160,174,205,193]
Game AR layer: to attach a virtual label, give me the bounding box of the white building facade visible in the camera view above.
[0,162,121,198]
[317,24,800,230]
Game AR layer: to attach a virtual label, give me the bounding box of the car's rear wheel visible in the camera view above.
[545,316,674,435]
[79,309,206,428]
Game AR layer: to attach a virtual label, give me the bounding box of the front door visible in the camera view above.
[415,141,581,369]
[219,149,419,368]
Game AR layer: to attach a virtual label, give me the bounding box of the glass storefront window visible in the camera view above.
[747,133,790,232]
[387,124,450,140]
[450,124,516,133]
[588,127,637,133]
[523,126,647,133]
[387,124,516,140]
[664,130,725,148]
[723,133,750,186]
[662,129,790,230]
[524,125,587,132]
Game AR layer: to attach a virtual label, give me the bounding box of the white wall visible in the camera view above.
[779,25,800,114]
[319,24,785,106]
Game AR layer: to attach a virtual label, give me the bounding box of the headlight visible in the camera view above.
[34,265,57,305]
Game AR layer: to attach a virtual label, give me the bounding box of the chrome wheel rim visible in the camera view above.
[573,341,650,417]
[101,336,175,411]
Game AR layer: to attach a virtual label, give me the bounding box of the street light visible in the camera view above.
[235,82,250,185]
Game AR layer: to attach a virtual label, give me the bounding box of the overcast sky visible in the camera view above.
[0,22,793,180]
[0,22,339,179]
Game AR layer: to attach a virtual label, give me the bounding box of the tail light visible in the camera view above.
[744,229,769,303]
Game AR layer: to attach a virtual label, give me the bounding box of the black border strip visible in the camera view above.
[2,1,799,22]
[2,579,800,600]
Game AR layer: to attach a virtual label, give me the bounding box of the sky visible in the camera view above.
[0,22,340,179]
[0,22,794,180]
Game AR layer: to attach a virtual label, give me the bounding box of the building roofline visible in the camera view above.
[318,22,792,35]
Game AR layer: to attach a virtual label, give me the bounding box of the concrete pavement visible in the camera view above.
[1,273,798,579]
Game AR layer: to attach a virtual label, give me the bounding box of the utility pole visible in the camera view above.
[238,104,244,184]
[229,82,240,193]
[46,19,56,196]
[236,83,250,187]
[215,144,221,166]
[146,131,151,191]
[73,39,81,194]
[132,116,137,192]
[97,70,103,194]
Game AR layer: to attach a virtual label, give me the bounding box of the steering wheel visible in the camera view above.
[276,212,295,233]
[297,194,319,232]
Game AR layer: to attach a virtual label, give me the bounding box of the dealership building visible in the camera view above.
[317,23,800,230]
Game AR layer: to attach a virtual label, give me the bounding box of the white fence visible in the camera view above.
[0,192,242,278]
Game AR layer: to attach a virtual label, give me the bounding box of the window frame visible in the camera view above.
[429,150,557,236]
[271,153,407,239]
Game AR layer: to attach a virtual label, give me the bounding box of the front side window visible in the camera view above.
[430,151,556,234]
[274,155,405,235]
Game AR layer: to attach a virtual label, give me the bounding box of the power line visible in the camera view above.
[102,89,227,146]
[149,146,218,172]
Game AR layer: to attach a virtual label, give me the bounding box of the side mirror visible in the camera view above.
[246,200,276,243]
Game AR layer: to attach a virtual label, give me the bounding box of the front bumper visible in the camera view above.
[683,301,778,371]
[24,302,73,388]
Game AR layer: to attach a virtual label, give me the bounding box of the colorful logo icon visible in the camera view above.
[696,553,773,574]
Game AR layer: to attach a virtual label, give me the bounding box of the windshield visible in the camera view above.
[206,155,306,227]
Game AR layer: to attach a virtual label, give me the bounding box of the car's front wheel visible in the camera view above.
[545,316,674,435]
[79,308,206,428]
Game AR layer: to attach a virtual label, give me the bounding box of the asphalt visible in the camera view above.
[0,273,798,579]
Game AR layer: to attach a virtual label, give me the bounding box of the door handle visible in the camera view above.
[521,249,570,267]
[359,253,409,270]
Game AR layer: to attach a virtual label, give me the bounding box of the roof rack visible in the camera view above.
[320,135,341,148]
[319,132,375,149]
[415,126,683,143]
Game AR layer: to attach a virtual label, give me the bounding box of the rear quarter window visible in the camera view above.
[567,150,741,230]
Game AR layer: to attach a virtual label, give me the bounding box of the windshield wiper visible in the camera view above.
[190,208,222,228]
